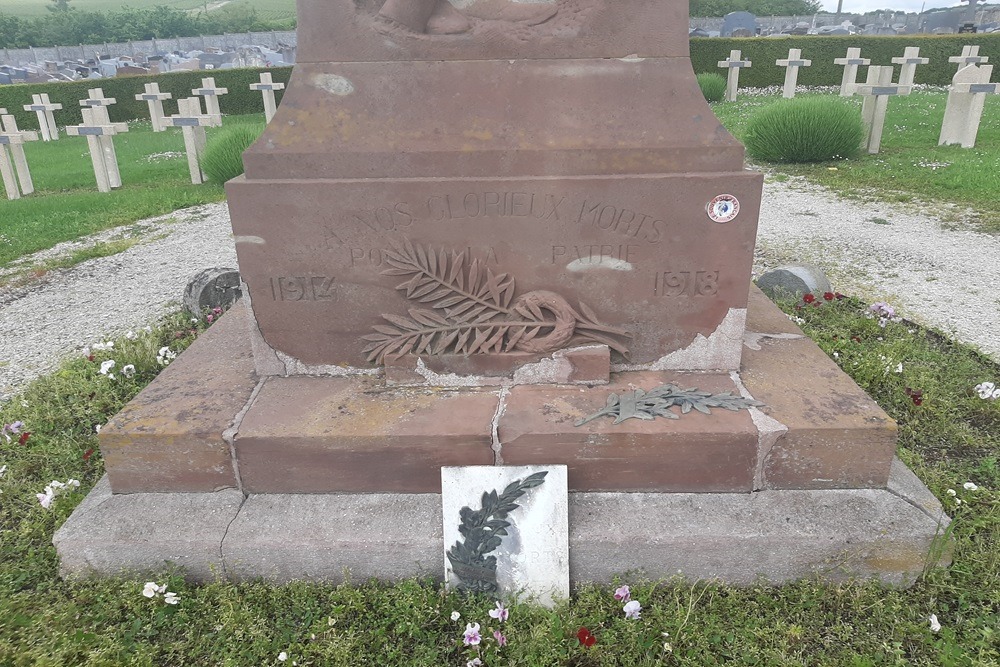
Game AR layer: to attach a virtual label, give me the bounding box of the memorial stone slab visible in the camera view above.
[229,1,763,376]
[442,465,568,607]
[834,47,870,97]
[23,93,62,141]
[776,48,812,99]
[939,64,999,148]
[721,11,757,37]
[718,49,752,102]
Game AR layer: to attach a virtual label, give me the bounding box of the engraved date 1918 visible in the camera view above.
[653,271,719,297]
[269,276,336,301]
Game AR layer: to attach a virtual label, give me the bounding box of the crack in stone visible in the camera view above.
[730,370,787,491]
[222,375,268,496]
[491,385,510,465]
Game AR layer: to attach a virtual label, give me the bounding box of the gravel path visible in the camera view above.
[1,180,997,404]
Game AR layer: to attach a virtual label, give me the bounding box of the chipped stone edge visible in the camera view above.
[730,371,789,491]
[612,308,746,373]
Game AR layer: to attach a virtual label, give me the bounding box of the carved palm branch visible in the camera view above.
[363,241,630,364]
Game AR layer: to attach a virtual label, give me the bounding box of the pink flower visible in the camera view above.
[463,622,481,646]
[493,630,507,647]
[488,601,508,622]
[623,600,642,620]
[614,584,631,602]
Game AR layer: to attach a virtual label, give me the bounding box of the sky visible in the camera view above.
[818,0,968,13]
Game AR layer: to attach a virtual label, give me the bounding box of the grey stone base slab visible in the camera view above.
[55,459,949,586]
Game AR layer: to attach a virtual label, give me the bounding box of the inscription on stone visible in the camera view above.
[653,271,719,297]
[269,276,336,301]
[576,199,664,244]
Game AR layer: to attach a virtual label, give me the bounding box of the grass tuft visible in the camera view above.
[697,72,727,103]
[200,123,265,184]
[743,96,864,163]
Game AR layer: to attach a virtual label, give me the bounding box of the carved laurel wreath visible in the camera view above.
[447,471,548,594]
[363,241,630,364]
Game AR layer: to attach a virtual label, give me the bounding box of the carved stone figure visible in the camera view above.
[377,0,558,34]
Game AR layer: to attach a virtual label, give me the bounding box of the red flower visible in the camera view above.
[18,431,30,445]
[835,292,847,300]
[87,355,95,362]
[905,388,923,406]
[577,627,596,647]
[851,336,861,343]
[823,292,835,301]
[803,293,816,304]
[83,448,95,461]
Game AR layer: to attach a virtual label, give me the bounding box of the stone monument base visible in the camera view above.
[55,459,948,586]
[53,285,950,586]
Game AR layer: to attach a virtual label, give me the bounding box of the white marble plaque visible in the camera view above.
[442,465,568,607]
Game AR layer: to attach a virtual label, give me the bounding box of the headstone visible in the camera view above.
[949,45,989,72]
[250,72,286,123]
[776,48,812,99]
[135,82,173,132]
[163,97,221,185]
[0,108,39,200]
[756,265,831,299]
[442,465,568,607]
[65,107,129,193]
[79,88,121,188]
[891,46,929,87]
[856,65,911,154]
[721,11,757,37]
[718,49,752,102]
[184,267,243,316]
[192,77,228,118]
[834,48,870,97]
[939,64,999,148]
[23,93,62,141]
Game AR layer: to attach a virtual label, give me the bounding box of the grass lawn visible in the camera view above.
[0,295,998,665]
[711,89,1000,232]
[0,114,266,273]
[0,0,296,17]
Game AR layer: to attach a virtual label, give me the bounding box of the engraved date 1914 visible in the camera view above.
[269,276,336,301]
[653,271,719,297]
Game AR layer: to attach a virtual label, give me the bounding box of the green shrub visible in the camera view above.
[200,123,264,183]
[743,96,863,163]
[697,72,727,102]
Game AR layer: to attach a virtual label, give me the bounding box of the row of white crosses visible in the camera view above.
[0,108,38,199]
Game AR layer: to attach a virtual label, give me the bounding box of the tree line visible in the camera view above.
[0,5,293,49]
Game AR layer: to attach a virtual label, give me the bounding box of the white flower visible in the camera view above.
[278,652,288,662]
[36,487,54,508]
[142,582,159,598]
[156,347,177,366]
[450,611,461,621]
[0,464,6,478]
[974,382,996,399]
[143,326,153,333]
[100,360,115,375]
[929,614,941,633]
[894,363,903,374]
[66,479,80,488]
[122,364,136,377]
[964,482,978,491]
[125,331,138,340]
[95,424,102,434]
[163,592,180,605]
[92,341,114,351]
[467,660,483,667]
[623,600,642,619]
[947,489,956,496]
[49,480,65,489]
[955,498,963,506]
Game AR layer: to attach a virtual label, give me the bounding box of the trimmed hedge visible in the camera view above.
[744,97,864,163]
[0,66,291,131]
[691,34,1000,88]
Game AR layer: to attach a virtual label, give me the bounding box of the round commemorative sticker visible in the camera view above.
[707,194,740,223]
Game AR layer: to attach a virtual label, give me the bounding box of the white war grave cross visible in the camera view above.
[164,96,221,185]
[950,45,989,74]
[0,108,39,200]
[79,88,123,188]
[834,48,870,97]
[250,72,285,123]
[776,48,812,99]
[892,47,929,87]
[23,93,62,141]
[718,50,752,102]
[855,65,912,155]
[65,107,129,193]
[193,77,228,119]
[135,82,173,132]
[939,64,999,149]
